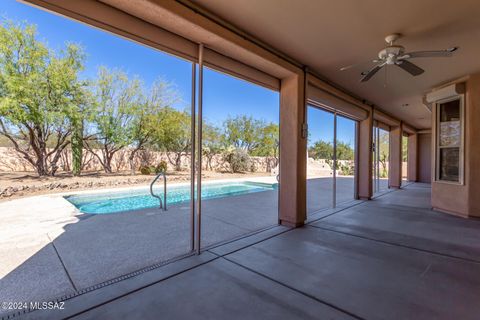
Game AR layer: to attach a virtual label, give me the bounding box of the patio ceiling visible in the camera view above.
[188,0,480,129]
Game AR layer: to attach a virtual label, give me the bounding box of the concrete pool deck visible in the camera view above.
[14,182,480,320]
[0,176,362,316]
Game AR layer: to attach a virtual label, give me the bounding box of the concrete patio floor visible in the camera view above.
[14,183,480,320]
[1,177,360,318]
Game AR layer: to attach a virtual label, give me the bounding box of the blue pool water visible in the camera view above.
[65,181,276,214]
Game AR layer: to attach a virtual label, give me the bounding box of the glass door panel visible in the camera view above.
[200,67,280,247]
[373,126,390,193]
[307,106,334,214]
[336,115,357,205]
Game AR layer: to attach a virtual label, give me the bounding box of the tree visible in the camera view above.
[378,131,389,177]
[402,136,408,162]
[308,140,333,160]
[0,21,87,176]
[85,67,142,173]
[252,123,279,171]
[336,141,354,160]
[223,115,264,153]
[71,120,83,176]
[202,123,223,170]
[127,79,179,174]
[152,107,191,171]
[223,147,250,173]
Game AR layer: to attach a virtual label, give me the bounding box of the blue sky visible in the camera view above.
[308,107,356,147]
[1,0,354,145]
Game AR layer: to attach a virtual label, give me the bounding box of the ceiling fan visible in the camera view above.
[340,34,458,82]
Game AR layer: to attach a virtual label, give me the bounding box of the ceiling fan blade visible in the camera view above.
[340,63,358,71]
[340,59,383,71]
[400,47,458,59]
[360,64,384,82]
[396,60,424,76]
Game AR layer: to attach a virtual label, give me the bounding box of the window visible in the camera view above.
[435,96,464,183]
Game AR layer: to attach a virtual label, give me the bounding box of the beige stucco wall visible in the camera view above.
[431,73,480,217]
[418,133,432,183]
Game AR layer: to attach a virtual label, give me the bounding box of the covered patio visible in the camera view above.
[18,184,480,320]
[1,177,359,316]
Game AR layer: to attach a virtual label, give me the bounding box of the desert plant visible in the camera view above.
[128,79,179,175]
[223,148,250,173]
[0,21,88,176]
[250,161,257,173]
[223,115,265,153]
[152,107,191,171]
[84,67,142,173]
[155,160,168,173]
[340,163,355,176]
[140,165,151,175]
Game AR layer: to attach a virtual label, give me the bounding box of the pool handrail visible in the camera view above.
[150,171,167,211]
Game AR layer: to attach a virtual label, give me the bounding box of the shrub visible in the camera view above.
[340,163,355,176]
[140,166,151,175]
[223,148,250,173]
[155,160,168,173]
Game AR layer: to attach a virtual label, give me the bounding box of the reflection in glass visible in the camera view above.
[307,107,334,214]
[436,98,461,183]
[201,67,280,247]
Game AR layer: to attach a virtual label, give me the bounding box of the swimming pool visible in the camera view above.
[65,181,277,214]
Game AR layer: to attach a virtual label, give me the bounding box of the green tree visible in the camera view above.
[152,107,191,171]
[378,130,389,177]
[336,141,354,160]
[71,120,83,176]
[252,123,279,170]
[223,115,264,153]
[402,136,408,162]
[308,140,333,160]
[127,79,179,174]
[85,67,142,173]
[202,123,223,171]
[0,21,87,176]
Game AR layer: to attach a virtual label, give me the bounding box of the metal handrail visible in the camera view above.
[150,171,167,211]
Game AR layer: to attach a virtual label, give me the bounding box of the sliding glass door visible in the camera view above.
[0,3,282,309]
[307,105,358,215]
[402,133,409,186]
[336,115,357,204]
[307,107,334,213]
[199,66,280,248]
[372,126,390,193]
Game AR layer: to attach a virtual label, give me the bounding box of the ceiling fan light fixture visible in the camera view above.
[378,45,405,60]
[340,34,457,82]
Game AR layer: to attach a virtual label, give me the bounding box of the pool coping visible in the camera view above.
[64,179,278,215]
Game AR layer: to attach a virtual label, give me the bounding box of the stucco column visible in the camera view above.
[389,125,403,188]
[407,133,418,182]
[278,73,307,227]
[357,110,373,199]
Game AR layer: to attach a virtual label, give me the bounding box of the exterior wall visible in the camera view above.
[278,73,307,227]
[357,110,373,199]
[418,133,432,183]
[0,147,277,173]
[388,125,402,188]
[467,74,480,217]
[432,182,468,216]
[407,134,418,181]
[431,74,480,217]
